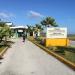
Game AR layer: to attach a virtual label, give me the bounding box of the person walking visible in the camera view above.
[22,32,26,42]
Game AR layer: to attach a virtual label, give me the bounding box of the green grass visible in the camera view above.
[56,50,75,64]
[68,36,75,40]
[68,34,75,40]
[65,51,75,64]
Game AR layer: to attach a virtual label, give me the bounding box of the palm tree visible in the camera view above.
[27,25,34,36]
[3,25,11,43]
[27,25,33,32]
[35,24,42,29]
[41,17,58,27]
[0,22,6,42]
[33,24,43,37]
[0,22,11,43]
[35,24,43,32]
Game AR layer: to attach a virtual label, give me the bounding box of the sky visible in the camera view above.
[0,0,75,34]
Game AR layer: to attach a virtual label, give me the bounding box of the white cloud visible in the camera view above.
[28,10,44,18]
[0,12,9,18]
[0,12,16,22]
[0,12,16,19]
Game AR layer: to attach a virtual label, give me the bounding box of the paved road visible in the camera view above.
[0,38,75,75]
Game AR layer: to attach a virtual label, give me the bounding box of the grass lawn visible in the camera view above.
[65,51,75,64]
[68,37,75,40]
[55,50,75,64]
[68,35,75,41]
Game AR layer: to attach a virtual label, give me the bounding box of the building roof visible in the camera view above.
[5,22,13,26]
[10,26,28,29]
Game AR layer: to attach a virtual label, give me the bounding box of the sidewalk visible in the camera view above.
[0,38,75,75]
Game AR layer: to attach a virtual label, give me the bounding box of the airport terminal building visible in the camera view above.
[10,26,28,38]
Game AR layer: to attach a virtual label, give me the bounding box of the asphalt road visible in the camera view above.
[0,38,75,75]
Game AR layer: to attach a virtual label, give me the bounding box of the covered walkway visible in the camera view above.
[0,38,75,75]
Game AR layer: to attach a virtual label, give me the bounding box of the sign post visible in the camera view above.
[46,27,69,47]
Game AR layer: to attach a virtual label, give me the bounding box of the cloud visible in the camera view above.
[0,12,9,18]
[0,12,16,19]
[27,10,44,18]
[0,12,16,22]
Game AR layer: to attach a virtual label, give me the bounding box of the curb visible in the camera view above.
[28,39,75,71]
[0,47,8,58]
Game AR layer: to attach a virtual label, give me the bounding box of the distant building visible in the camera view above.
[5,22,13,26]
[10,25,28,37]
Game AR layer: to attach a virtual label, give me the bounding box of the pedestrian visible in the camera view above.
[22,32,26,42]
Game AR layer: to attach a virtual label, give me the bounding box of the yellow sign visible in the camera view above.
[46,27,69,47]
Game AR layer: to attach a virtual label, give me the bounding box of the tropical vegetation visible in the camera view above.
[0,22,12,44]
[41,17,58,27]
